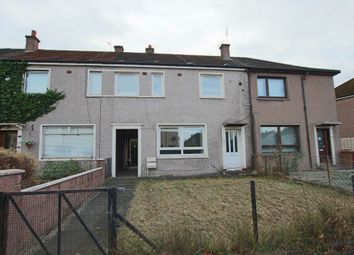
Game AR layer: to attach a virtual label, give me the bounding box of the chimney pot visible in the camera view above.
[25,30,40,52]
[114,45,124,53]
[145,44,154,54]
[219,43,231,60]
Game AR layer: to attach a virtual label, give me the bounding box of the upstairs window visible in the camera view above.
[88,71,102,95]
[200,74,223,98]
[257,77,286,98]
[115,73,139,96]
[25,70,49,93]
[151,73,164,96]
[261,126,299,154]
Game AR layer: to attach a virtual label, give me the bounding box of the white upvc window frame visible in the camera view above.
[87,71,102,95]
[114,71,140,97]
[157,124,208,159]
[24,68,51,93]
[151,72,165,97]
[199,72,225,99]
[39,124,96,161]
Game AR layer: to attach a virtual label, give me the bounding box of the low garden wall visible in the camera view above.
[21,166,105,192]
[3,167,106,254]
[340,150,354,168]
[0,169,25,192]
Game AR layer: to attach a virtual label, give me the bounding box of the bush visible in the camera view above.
[40,160,83,181]
[0,148,37,182]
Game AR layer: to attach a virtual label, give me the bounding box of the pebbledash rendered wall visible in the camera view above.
[21,65,252,176]
[249,73,340,170]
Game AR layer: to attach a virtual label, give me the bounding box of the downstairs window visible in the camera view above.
[41,125,94,159]
[158,125,206,157]
[260,126,299,154]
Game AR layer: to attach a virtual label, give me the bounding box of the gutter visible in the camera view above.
[336,94,354,101]
[247,69,256,171]
[24,61,247,72]
[301,73,313,169]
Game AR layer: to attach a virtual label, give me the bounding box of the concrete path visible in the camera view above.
[291,169,354,192]
[105,177,139,217]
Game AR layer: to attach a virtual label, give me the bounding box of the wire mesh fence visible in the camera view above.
[253,153,354,192]
[1,189,111,255]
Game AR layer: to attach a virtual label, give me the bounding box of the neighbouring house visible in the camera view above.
[0,30,341,177]
[335,78,354,150]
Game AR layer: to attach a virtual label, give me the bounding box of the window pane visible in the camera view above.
[281,146,298,153]
[183,127,203,147]
[26,71,48,93]
[152,73,163,96]
[115,73,139,96]
[200,74,221,97]
[261,127,278,146]
[261,147,278,154]
[42,126,94,158]
[226,131,229,153]
[43,126,69,134]
[257,78,267,97]
[88,72,102,95]
[70,127,94,134]
[280,127,297,145]
[183,149,204,154]
[160,150,181,155]
[234,131,238,152]
[161,128,179,147]
[268,79,285,97]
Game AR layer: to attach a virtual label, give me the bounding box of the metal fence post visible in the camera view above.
[57,192,62,255]
[352,175,354,197]
[250,181,259,244]
[326,155,331,186]
[108,188,117,254]
[0,193,9,255]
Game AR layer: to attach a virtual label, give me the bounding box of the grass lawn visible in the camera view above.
[117,176,354,255]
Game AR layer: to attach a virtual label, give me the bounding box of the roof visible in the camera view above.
[0,49,25,58]
[335,78,354,98]
[0,48,340,76]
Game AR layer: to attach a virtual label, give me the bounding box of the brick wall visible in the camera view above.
[4,167,106,254]
[0,169,25,192]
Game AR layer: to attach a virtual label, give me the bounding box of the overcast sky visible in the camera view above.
[0,0,353,86]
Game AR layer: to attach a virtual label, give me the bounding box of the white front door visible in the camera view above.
[223,128,243,170]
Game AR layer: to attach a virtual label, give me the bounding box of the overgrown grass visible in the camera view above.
[116,176,354,254]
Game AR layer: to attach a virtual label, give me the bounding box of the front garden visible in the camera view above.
[117,177,354,255]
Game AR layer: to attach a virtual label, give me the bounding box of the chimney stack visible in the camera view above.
[114,45,124,53]
[145,44,154,54]
[25,30,40,52]
[219,43,231,60]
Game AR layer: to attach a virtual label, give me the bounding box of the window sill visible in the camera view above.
[40,157,96,161]
[199,96,225,99]
[257,97,289,101]
[157,155,208,160]
[260,152,300,155]
[86,95,165,98]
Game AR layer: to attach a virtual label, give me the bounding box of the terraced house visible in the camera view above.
[0,31,341,177]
